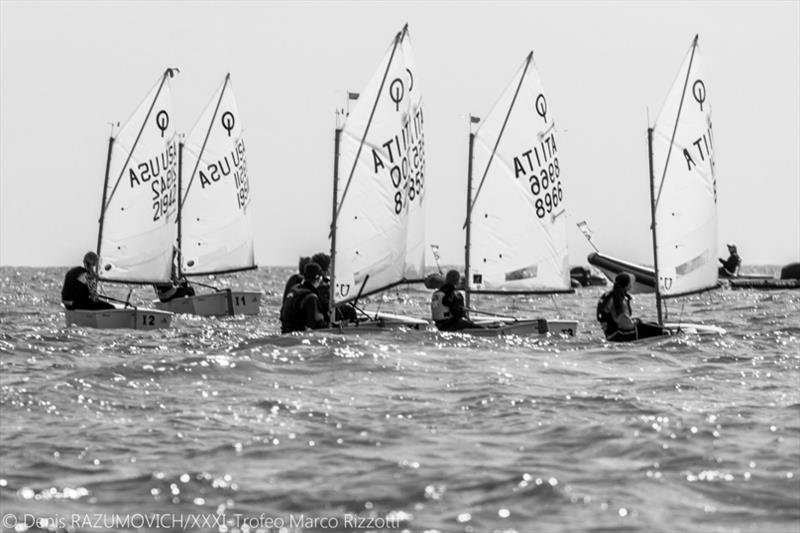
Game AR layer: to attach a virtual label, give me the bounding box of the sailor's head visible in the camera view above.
[83,251,99,269]
[312,252,331,274]
[297,256,311,274]
[614,272,634,292]
[445,269,461,286]
[303,262,323,286]
[727,243,737,253]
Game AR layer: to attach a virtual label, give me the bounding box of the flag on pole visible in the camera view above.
[576,221,593,241]
[576,221,600,252]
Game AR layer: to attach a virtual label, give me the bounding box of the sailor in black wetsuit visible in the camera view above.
[718,244,741,277]
[61,251,115,311]
[312,251,358,323]
[430,269,479,332]
[596,272,669,342]
[153,248,196,302]
[283,256,311,301]
[280,262,328,333]
[154,278,195,302]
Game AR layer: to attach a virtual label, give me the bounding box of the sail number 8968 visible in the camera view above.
[529,157,563,219]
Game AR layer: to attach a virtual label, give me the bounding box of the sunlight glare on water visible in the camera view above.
[0,266,798,532]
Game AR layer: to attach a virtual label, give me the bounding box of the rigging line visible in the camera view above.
[331,28,404,231]
[463,51,533,229]
[654,35,699,211]
[182,74,231,207]
[105,68,176,211]
[550,294,562,317]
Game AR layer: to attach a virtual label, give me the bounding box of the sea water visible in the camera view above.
[0,267,798,533]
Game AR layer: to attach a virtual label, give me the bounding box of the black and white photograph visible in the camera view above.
[1,1,798,531]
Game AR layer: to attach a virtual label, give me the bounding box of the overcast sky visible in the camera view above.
[1,0,798,268]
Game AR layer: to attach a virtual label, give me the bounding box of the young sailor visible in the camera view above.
[153,248,195,302]
[283,256,311,301]
[718,244,741,277]
[61,251,115,311]
[280,262,328,333]
[596,272,669,342]
[313,251,358,323]
[431,269,479,331]
[154,278,195,303]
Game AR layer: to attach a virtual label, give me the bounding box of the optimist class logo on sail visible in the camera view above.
[126,110,178,223]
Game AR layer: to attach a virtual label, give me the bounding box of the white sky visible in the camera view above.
[1,0,798,267]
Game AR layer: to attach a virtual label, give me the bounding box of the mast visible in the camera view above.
[464,127,476,310]
[96,136,115,258]
[176,141,184,279]
[647,126,663,325]
[329,124,342,326]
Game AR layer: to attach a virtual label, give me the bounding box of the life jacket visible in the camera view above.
[280,284,316,333]
[597,290,631,335]
[61,266,91,305]
[430,289,452,321]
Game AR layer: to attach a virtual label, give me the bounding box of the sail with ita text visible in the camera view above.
[649,35,719,300]
[330,24,427,307]
[466,52,572,295]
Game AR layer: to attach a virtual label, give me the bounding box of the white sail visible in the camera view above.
[331,25,426,303]
[468,52,570,292]
[180,74,255,275]
[651,36,718,297]
[98,69,179,283]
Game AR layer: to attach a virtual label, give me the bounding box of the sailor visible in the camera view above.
[280,262,328,333]
[283,256,311,300]
[313,251,358,323]
[718,244,741,277]
[431,269,478,331]
[153,247,196,302]
[154,278,195,302]
[61,251,115,311]
[596,272,669,342]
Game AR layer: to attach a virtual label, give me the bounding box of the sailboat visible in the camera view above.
[65,69,178,330]
[327,24,429,330]
[153,74,262,316]
[461,52,578,337]
[617,35,724,336]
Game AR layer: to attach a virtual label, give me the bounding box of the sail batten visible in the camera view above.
[467,53,571,294]
[650,36,718,299]
[180,75,255,276]
[98,70,179,284]
[331,25,426,305]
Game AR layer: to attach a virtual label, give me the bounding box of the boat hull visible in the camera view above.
[663,322,726,335]
[153,291,262,316]
[727,278,800,290]
[65,308,172,330]
[465,318,578,337]
[587,252,655,293]
[316,311,429,334]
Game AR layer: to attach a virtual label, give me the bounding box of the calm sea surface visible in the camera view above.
[1,266,798,533]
